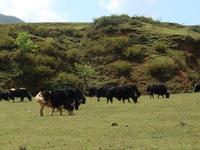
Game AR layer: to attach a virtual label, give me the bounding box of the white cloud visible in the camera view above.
[99,0,158,17]
[0,0,67,22]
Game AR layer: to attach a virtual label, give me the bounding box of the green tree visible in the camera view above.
[75,62,96,89]
[15,32,37,53]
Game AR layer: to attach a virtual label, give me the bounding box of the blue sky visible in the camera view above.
[0,0,199,25]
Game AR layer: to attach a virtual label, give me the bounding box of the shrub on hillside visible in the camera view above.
[109,60,132,77]
[47,72,83,89]
[0,36,16,50]
[65,49,80,63]
[123,45,146,60]
[102,25,119,35]
[101,37,128,55]
[0,51,12,64]
[168,50,187,70]
[21,65,55,82]
[128,34,150,44]
[129,19,143,27]
[26,53,60,68]
[153,41,168,53]
[149,56,177,81]
[93,15,130,29]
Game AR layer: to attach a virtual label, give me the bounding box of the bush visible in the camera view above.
[188,70,200,81]
[128,34,150,45]
[93,15,130,29]
[47,72,83,89]
[21,65,55,82]
[0,50,12,64]
[168,50,187,70]
[101,25,119,35]
[26,53,60,68]
[129,19,143,27]
[124,45,146,60]
[149,56,177,81]
[65,49,80,63]
[110,60,132,77]
[0,36,16,50]
[153,41,168,53]
[100,37,128,55]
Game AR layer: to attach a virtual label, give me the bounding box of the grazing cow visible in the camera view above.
[105,85,140,103]
[35,90,74,116]
[0,92,10,101]
[88,86,111,101]
[194,81,200,92]
[35,88,86,116]
[9,88,32,102]
[66,87,86,110]
[129,85,141,98]
[147,84,170,99]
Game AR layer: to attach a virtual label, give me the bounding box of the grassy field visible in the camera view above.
[0,93,200,150]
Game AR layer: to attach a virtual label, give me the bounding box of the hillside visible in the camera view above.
[0,14,24,24]
[0,15,200,93]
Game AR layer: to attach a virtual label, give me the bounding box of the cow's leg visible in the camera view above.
[51,107,55,116]
[40,104,45,116]
[158,95,159,99]
[110,98,113,103]
[122,99,125,103]
[107,98,109,103]
[127,98,130,103]
[59,106,63,116]
[20,97,24,102]
[97,97,100,102]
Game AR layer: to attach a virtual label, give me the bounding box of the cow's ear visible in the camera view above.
[48,91,52,94]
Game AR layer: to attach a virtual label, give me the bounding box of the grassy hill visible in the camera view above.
[0,15,200,93]
[0,14,24,24]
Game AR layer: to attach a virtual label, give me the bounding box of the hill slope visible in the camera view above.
[0,14,24,24]
[0,15,199,93]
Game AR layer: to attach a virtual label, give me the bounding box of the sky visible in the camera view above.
[0,0,199,25]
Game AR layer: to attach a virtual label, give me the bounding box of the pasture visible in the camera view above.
[0,93,200,150]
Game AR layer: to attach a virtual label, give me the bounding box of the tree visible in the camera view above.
[15,32,37,53]
[75,62,96,89]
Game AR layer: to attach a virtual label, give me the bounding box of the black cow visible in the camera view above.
[9,88,32,102]
[147,84,170,99]
[0,92,10,101]
[65,87,86,110]
[35,88,86,116]
[194,81,200,92]
[88,86,111,101]
[105,85,140,103]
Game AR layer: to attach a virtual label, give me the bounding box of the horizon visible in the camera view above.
[0,0,200,25]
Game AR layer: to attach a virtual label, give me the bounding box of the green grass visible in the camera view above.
[0,93,200,150]
[143,23,200,39]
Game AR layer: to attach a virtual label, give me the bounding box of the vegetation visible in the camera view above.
[75,63,97,89]
[149,56,177,82]
[0,93,200,149]
[0,15,200,93]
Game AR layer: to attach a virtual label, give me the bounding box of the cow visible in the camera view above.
[147,84,170,99]
[0,91,10,101]
[105,85,140,103]
[88,86,111,101]
[35,88,86,116]
[65,87,86,110]
[194,81,200,92]
[9,88,32,102]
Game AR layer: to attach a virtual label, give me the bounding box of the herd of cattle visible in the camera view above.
[0,81,199,116]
